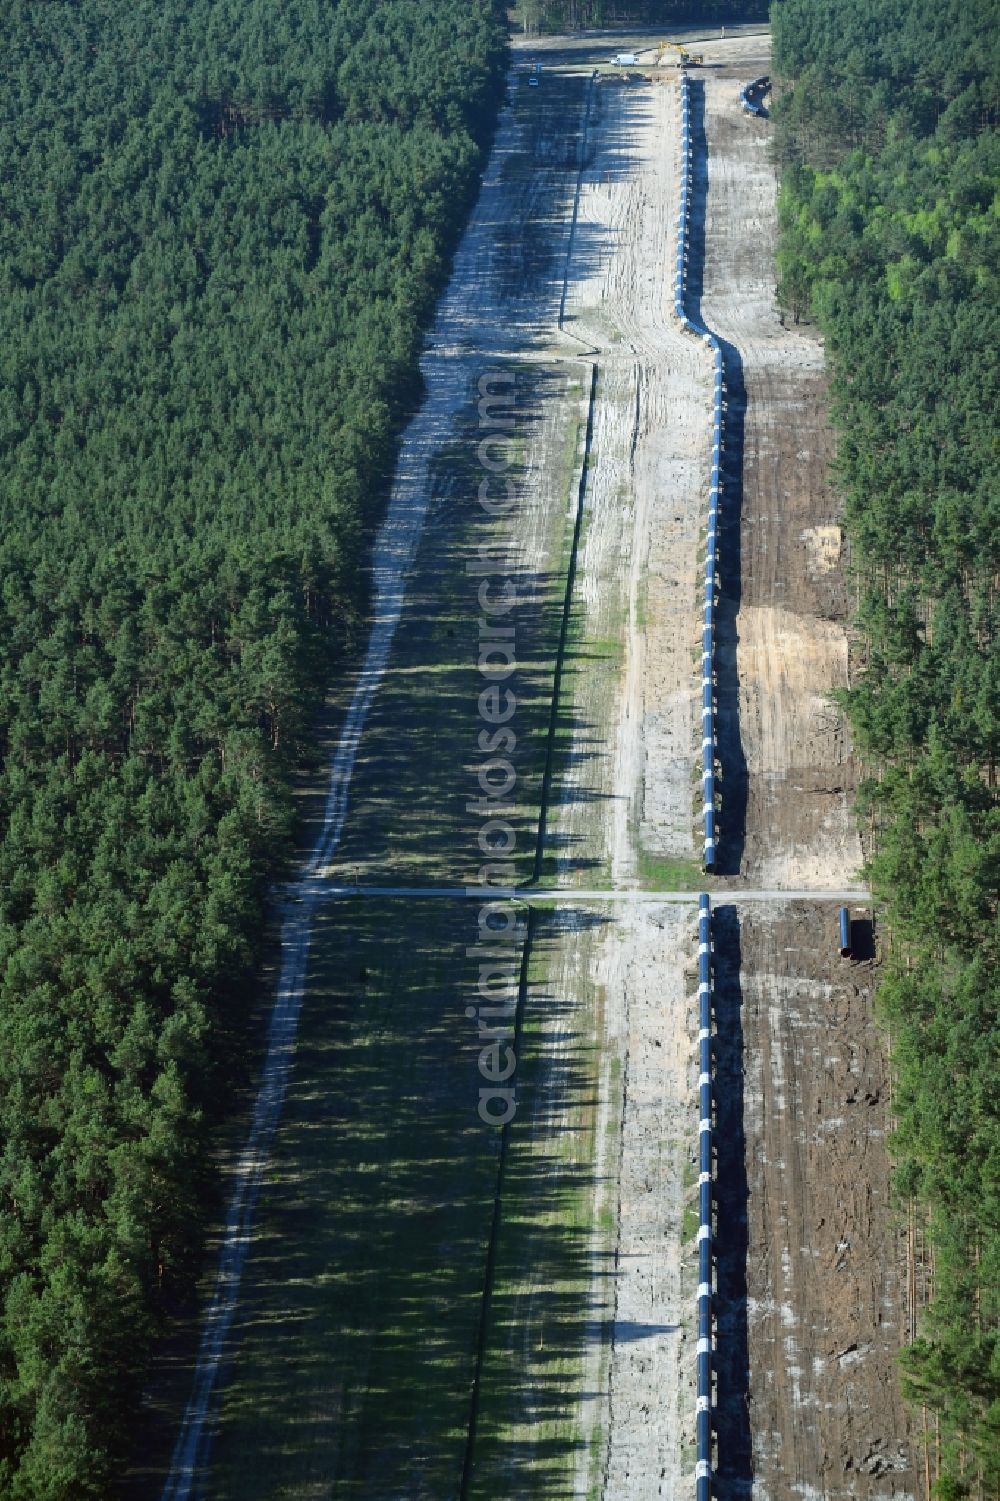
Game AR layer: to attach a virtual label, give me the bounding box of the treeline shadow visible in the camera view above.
[482,70,640,345]
[303,361,609,888]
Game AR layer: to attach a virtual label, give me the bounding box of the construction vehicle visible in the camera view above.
[656,40,703,67]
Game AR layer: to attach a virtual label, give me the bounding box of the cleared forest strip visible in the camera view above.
[465,58,712,1496]
[161,38,859,1501]
[204,406,582,1496]
[530,62,708,1498]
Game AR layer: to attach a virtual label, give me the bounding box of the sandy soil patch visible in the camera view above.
[802,525,843,577]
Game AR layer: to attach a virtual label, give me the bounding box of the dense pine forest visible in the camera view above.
[513,1,766,31]
[774,0,1000,1488]
[0,1,507,1494]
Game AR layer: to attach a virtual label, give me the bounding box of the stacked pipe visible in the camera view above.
[674,72,721,873]
[696,893,714,1501]
[739,74,770,117]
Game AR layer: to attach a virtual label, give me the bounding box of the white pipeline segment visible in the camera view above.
[696,892,714,1500]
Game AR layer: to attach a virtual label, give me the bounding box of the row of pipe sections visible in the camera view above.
[696,894,714,1501]
[739,74,770,117]
[674,72,721,874]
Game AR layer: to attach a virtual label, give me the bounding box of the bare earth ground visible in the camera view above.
[694,35,919,1501]
[713,903,914,1501]
[695,35,862,891]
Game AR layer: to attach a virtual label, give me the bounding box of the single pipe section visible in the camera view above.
[739,74,771,117]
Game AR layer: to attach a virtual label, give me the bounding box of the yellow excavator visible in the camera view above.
[656,40,704,67]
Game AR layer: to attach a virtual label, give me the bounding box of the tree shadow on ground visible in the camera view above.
[308,358,614,892]
[463,904,621,1499]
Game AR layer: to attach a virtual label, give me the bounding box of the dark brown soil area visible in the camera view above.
[714,903,916,1501]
